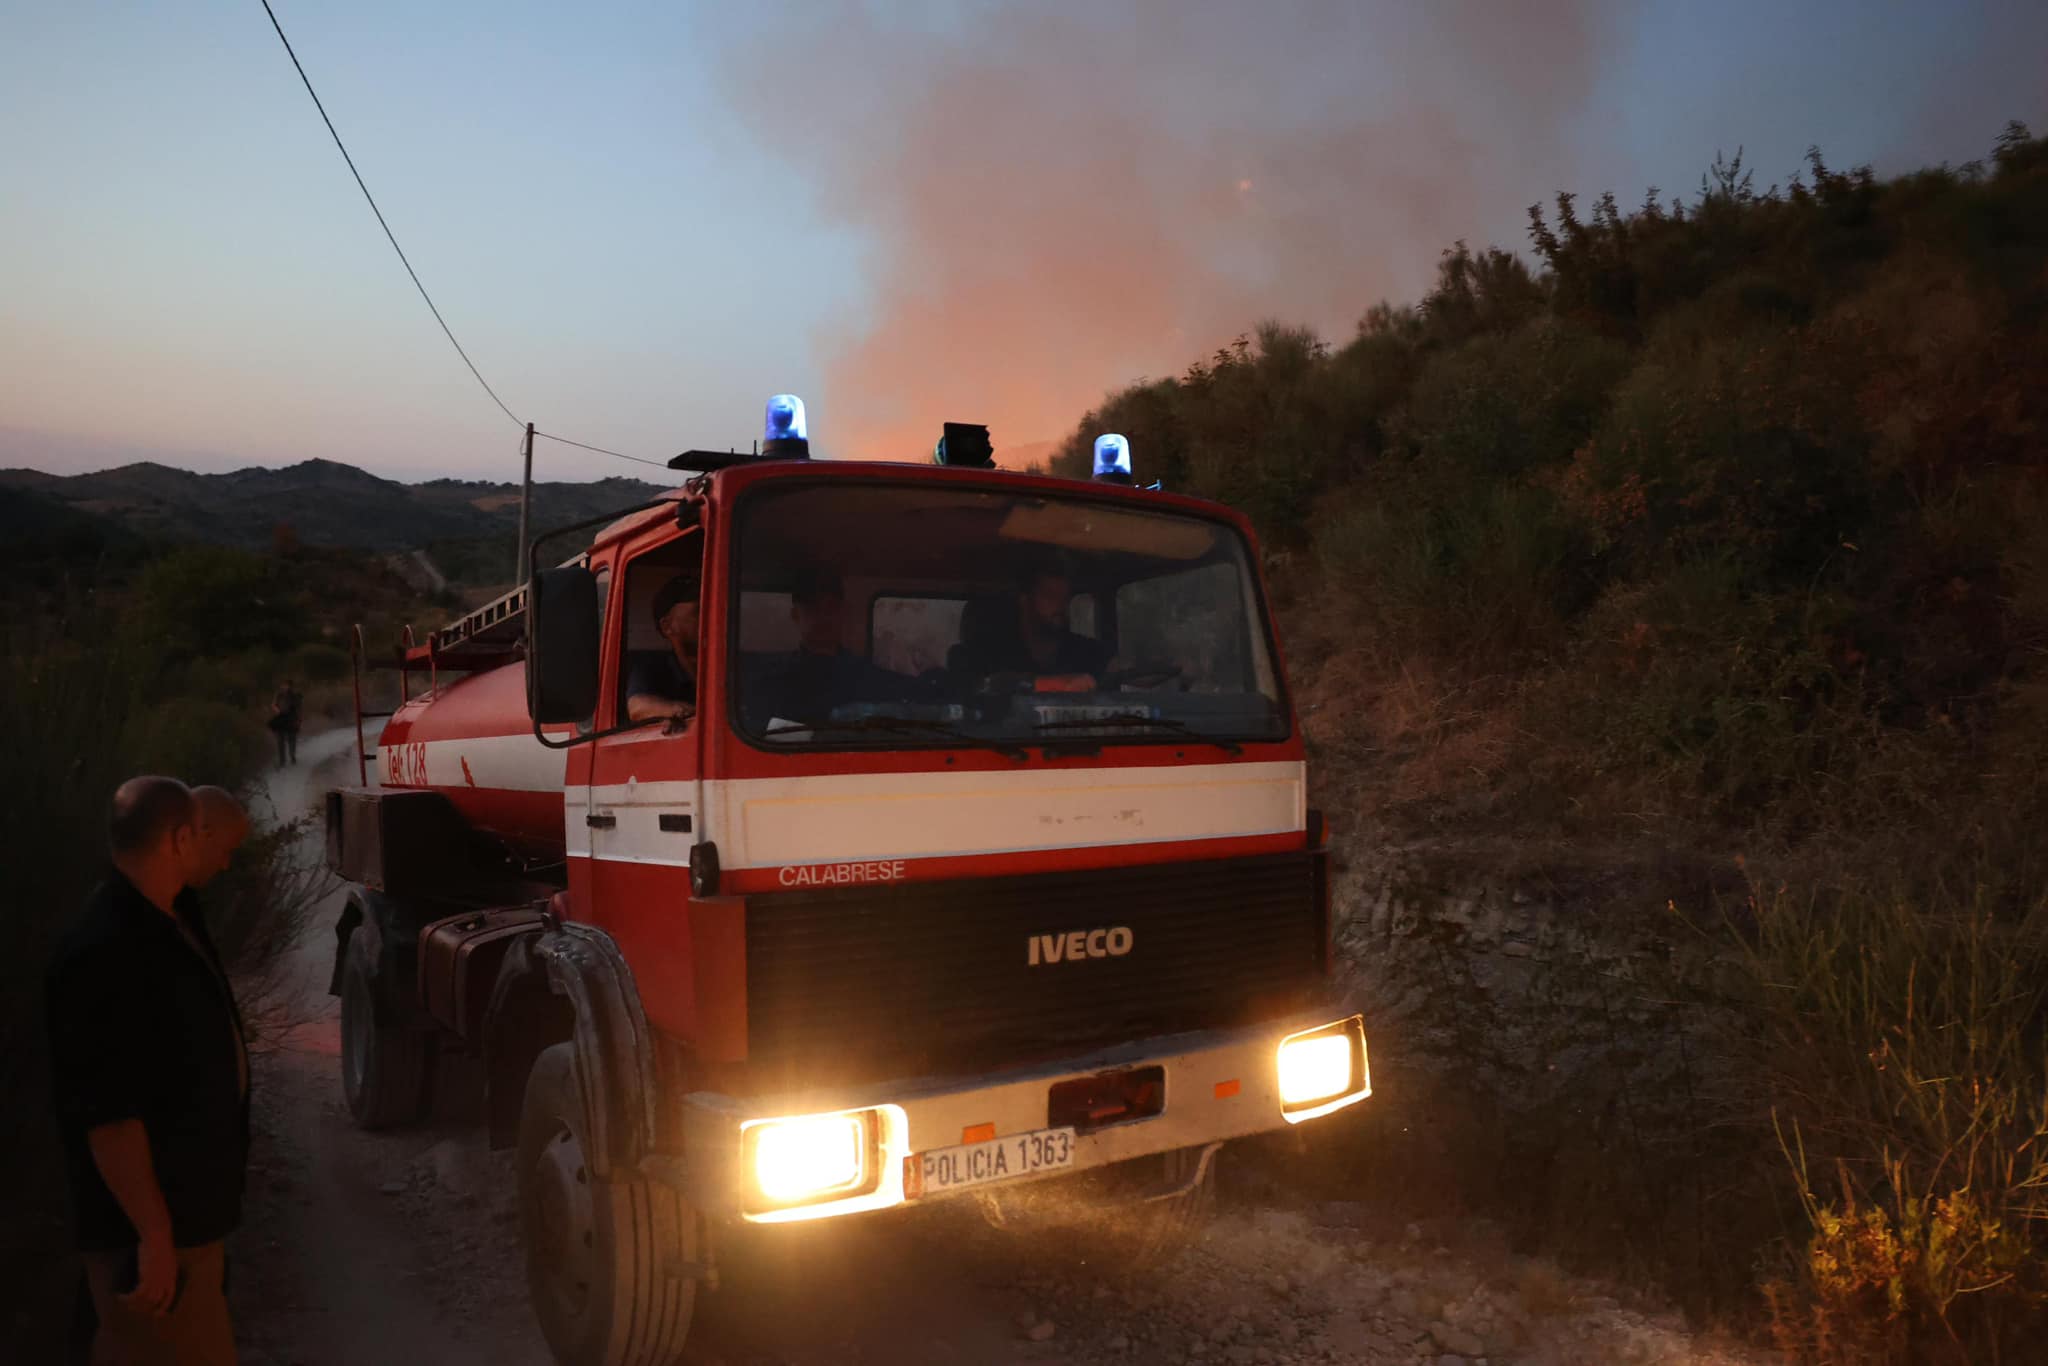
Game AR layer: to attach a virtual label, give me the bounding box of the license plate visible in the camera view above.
[1031,704,1157,723]
[906,1126,1076,1199]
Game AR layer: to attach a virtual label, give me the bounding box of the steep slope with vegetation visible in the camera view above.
[1053,126,2048,1360]
[1055,127,2047,853]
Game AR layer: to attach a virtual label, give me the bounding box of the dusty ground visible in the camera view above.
[228,732,1763,1366]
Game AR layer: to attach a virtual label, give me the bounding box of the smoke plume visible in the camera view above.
[726,2,1620,459]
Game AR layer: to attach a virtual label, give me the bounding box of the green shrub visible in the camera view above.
[1029,121,2048,1350]
[1725,884,2048,1362]
[1559,563,1849,815]
[130,544,296,661]
[177,646,286,714]
[126,697,268,785]
[1571,323,1877,580]
[1392,318,1629,479]
[290,640,352,685]
[0,594,333,1360]
[1414,241,1546,345]
[1316,475,1593,664]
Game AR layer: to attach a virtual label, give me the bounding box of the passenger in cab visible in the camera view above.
[625,571,699,724]
[754,566,908,725]
[954,561,1108,680]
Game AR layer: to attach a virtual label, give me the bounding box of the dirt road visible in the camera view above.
[228,731,544,1366]
[229,733,1754,1366]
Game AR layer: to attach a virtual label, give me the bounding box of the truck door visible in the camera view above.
[576,531,704,1036]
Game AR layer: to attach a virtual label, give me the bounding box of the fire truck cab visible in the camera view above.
[325,414,1368,1366]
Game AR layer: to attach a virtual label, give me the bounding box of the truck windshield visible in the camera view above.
[730,481,1287,750]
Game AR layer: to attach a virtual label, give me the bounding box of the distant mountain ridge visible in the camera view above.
[0,458,665,554]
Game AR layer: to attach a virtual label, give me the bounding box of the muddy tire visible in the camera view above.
[517,1042,696,1366]
[338,931,433,1129]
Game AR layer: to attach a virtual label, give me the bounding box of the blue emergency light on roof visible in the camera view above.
[765,394,806,442]
[1093,433,1133,484]
[761,393,810,459]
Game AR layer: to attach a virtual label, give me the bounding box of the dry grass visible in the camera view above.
[1725,885,2048,1363]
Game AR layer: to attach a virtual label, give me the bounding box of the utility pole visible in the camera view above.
[516,421,535,586]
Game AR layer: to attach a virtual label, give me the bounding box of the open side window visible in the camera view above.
[616,531,704,727]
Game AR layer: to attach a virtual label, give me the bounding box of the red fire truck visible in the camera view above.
[325,402,1368,1366]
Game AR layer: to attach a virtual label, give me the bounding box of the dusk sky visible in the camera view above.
[2,1,2041,483]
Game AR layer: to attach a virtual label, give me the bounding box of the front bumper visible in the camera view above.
[670,1011,1369,1223]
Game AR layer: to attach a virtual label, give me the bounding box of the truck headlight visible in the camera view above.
[1276,1016,1370,1122]
[737,1104,908,1222]
[747,1112,869,1204]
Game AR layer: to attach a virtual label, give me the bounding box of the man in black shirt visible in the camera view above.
[47,777,248,1364]
[954,562,1108,681]
[625,571,700,725]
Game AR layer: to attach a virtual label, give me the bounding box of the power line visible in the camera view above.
[534,430,673,472]
[258,1,670,479]
[260,0,521,429]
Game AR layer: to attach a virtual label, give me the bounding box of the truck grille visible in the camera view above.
[744,851,1326,1085]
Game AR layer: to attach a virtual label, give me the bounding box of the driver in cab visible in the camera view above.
[955,560,1108,682]
[625,570,698,725]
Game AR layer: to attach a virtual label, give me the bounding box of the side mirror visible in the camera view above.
[528,566,600,725]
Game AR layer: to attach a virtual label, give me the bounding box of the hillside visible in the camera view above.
[1053,128,2048,858]
[1047,126,2048,1355]
[0,484,149,578]
[0,458,662,559]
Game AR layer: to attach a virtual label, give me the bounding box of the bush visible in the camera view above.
[1560,562,1854,820]
[0,601,324,1359]
[290,640,352,685]
[1031,126,2048,1344]
[1316,476,1593,665]
[130,544,297,661]
[1392,317,1629,479]
[1569,322,1877,580]
[127,697,269,784]
[1724,884,2048,1362]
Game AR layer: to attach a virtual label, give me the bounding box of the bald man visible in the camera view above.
[47,777,249,1365]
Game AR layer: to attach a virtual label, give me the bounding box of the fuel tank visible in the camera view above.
[373,661,570,862]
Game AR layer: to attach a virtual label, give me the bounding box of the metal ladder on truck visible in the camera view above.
[345,581,531,786]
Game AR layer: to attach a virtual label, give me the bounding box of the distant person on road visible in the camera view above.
[625,571,699,726]
[47,777,252,1366]
[268,680,302,767]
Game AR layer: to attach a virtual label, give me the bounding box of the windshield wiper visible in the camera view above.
[762,715,1029,760]
[1032,714,1243,755]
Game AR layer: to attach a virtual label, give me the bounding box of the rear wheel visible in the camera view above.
[517,1042,696,1366]
[338,932,434,1129]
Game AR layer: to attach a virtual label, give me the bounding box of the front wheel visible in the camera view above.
[338,932,433,1129]
[517,1042,696,1366]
